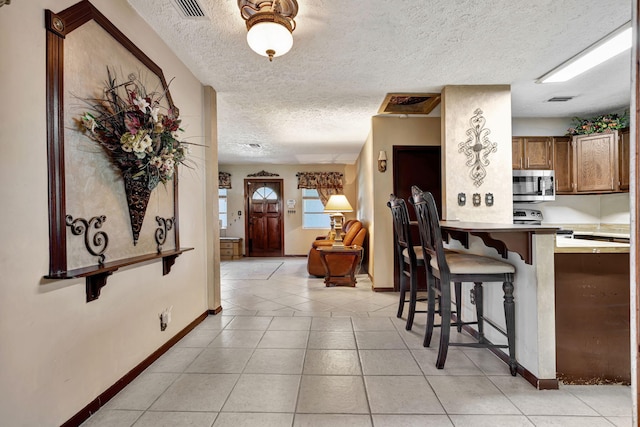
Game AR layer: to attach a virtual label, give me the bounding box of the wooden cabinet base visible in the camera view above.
[554,253,630,384]
[220,237,242,260]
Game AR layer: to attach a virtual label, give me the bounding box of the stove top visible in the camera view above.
[513,208,543,224]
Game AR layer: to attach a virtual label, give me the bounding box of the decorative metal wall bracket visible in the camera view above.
[155,216,175,253]
[65,215,108,265]
[458,108,498,187]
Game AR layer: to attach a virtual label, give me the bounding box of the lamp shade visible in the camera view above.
[247,21,293,59]
[324,194,353,213]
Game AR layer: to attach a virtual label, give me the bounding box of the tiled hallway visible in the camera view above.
[82,258,632,426]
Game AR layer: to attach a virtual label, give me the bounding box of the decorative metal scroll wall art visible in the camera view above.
[248,170,280,177]
[458,108,498,187]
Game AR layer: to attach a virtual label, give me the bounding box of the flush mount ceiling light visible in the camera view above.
[537,22,632,84]
[238,0,298,62]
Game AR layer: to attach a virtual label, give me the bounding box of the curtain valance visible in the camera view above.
[296,172,343,205]
[219,172,231,189]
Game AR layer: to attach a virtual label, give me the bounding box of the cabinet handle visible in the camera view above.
[526,157,530,168]
[520,158,522,169]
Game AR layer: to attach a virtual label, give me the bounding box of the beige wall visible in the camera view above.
[219,164,358,256]
[366,116,441,289]
[442,85,513,223]
[0,1,213,425]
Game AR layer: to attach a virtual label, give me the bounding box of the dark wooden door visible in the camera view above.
[245,179,284,257]
[392,146,442,290]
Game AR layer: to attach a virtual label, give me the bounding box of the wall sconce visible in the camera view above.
[378,151,387,172]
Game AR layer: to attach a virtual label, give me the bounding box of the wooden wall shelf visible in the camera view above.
[46,248,193,302]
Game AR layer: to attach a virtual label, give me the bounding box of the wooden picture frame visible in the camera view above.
[44,0,192,301]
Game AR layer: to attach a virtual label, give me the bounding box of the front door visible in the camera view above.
[245,179,284,257]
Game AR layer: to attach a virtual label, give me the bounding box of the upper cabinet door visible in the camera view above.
[574,132,618,193]
[553,137,573,194]
[619,129,630,191]
[512,137,524,169]
[523,137,553,169]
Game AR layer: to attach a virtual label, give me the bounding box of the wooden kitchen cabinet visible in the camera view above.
[555,252,630,384]
[619,128,630,191]
[574,132,618,193]
[512,138,524,169]
[552,137,572,193]
[554,130,625,194]
[512,137,553,170]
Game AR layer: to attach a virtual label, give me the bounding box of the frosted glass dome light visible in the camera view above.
[247,21,293,61]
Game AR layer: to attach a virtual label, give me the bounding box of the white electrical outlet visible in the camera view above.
[159,306,173,331]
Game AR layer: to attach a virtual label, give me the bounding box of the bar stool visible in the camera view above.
[410,186,518,376]
[387,194,426,330]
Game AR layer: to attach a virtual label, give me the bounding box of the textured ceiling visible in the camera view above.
[127,0,632,165]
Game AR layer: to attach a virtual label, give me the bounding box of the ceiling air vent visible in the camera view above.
[173,0,206,18]
[547,96,574,102]
[242,143,262,149]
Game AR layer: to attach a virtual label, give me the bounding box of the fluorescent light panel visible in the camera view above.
[537,22,632,84]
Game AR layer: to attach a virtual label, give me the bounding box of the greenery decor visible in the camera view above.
[78,68,190,191]
[566,112,629,136]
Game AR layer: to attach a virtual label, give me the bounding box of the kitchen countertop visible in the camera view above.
[555,234,630,253]
[549,223,630,254]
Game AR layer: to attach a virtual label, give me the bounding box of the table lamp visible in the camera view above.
[324,194,353,247]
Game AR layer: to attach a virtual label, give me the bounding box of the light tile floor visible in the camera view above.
[82,257,633,427]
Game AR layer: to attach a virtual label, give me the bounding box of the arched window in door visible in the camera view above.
[252,186,278,201]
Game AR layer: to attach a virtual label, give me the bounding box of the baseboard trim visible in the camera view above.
[209,306,223,315]
[373,286,395,292]
[61,311,209,427]
[454,315,559,390]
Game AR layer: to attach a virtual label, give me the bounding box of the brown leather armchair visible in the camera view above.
[307,220,367,277]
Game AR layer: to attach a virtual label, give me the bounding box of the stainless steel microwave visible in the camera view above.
[513,170,555,202]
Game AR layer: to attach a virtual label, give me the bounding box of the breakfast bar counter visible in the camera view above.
[438,221,560,389]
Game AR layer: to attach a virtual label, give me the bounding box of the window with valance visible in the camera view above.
[296,172,343,205]
[219,172,231,189]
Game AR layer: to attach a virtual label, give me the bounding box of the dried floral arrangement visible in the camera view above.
[77,68,191,244]
[78,68,190,190]
[566,112,629,136]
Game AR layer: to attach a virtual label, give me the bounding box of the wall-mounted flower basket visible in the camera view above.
[44,1,193,302]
